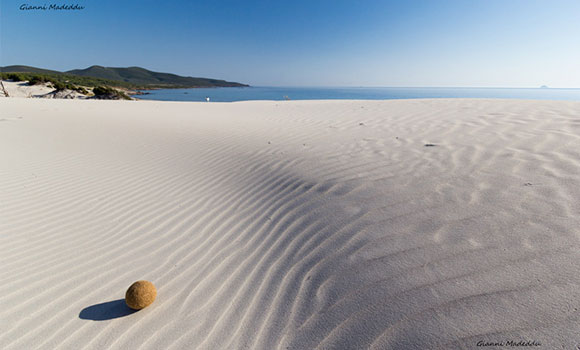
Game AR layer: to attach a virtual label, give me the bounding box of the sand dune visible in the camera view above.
[1,80,57,98]
[1,98,579,349]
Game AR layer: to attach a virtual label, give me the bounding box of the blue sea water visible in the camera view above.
[134,86,580,102]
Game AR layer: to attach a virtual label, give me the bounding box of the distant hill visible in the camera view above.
[1,65,248,88]
[67,66,248,88]
[1,65,63,75]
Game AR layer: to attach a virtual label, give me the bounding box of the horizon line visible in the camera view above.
[2,63,579,90]
[241,85,580,90]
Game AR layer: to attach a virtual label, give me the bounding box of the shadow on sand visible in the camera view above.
[79,299,137,321]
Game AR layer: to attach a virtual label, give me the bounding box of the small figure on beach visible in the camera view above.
[206,96,210,102]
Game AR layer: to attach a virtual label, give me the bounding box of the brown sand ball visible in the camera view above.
[125,280,157,310]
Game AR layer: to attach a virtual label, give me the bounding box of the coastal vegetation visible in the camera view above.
[1,65,248,89]
[0,72,105,97]
[1,65,248,100]
[92,86,130,100]
[0,71,138,89]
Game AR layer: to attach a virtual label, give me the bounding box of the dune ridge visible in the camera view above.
[1,98,579,349]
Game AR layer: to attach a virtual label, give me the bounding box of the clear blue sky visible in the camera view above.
[1,0,579,87]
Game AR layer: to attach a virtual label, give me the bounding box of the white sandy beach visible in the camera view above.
[1,98,579,349]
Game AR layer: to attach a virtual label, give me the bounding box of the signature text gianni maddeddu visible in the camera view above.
[20,3,85,11]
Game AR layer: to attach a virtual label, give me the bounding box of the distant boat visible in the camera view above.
[206,97,210,102]
[540,85,549,89]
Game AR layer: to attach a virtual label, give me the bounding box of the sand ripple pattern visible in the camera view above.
[1,99,580,349]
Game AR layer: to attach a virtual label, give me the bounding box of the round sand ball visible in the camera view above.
[125,280,157,310]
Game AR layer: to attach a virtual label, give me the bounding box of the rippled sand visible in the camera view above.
[1,98,579,349]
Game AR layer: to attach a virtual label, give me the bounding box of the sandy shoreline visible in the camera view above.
[1,98,579,349]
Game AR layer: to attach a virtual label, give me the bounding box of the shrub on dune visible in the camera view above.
[28,76,46,85]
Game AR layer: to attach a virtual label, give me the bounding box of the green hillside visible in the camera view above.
[67,66,248,88]
[1,65,248,88]
[0,65,63,75]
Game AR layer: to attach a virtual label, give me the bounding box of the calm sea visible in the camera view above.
[134,86,580,102]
